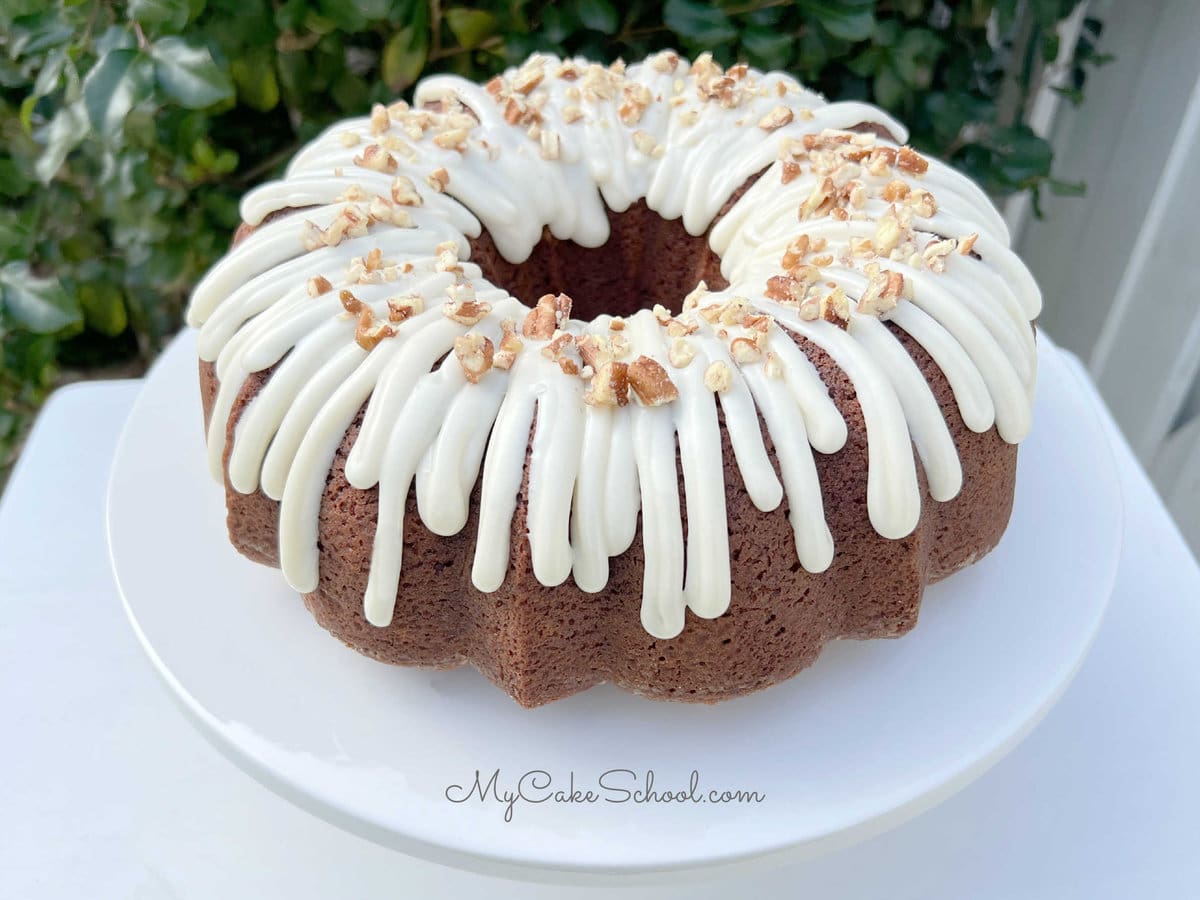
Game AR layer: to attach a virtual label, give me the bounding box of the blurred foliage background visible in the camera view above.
[0,0,1107,476]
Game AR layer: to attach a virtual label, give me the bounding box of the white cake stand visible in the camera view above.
[108,331,1121,884]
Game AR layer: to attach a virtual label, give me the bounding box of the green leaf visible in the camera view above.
[892,28,942,89]
[444,8,496,49]
[4,331,61,386]
[922,91,971,144]
[990,124,1054,187]
[993,0,1021,32]
[19,94,38,135]
[34,100,88,183]
[7,12,75,59]
[0,410,17,446]
[663,0,736,46]
[873,64,906,111]
[150,37,235,109]
[537,5,571,44]
[796,0,876,43]
[0,159,32,199]
[573,0,619,35]
[0,262,82,335]
[231,52,279,112]
[79,283,129,336]
[381,25,428,92]
[354,0,394,20]
[301,10,339,35]
[272,0,306,31]
[1041,30,1060,63]
[331,69,369,111]
[18,45,70,135]
[794,25,833,76]
[94,24,137,56]
[1050,84,1084,106]
[847,44,886,77]
[317,0,368,31]
[83,50,154,138]
[127,0,191,30]
[742,26,794,71]
[1048,177,1086,197]
[31,46,68,99]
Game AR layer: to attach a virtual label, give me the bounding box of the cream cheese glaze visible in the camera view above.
[186,50,1041,640]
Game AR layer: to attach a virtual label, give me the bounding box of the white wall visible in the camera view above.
[1016,0,1200,553]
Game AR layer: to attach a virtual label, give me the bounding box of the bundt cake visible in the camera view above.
[187,51,1040,707]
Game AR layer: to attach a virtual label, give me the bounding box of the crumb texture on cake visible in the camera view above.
[187,51,1039,705]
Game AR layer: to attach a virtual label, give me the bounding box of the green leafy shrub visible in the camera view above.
[0,0,1103,475]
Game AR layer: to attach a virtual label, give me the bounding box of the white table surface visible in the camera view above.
[2,351,1198,899]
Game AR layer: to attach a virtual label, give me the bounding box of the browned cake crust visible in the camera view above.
[198,190,1017,708]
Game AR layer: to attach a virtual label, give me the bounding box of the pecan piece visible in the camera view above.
[454,333,495,383]
[627,355,679,406]
[522,292,573,339]
[584,361,630,407]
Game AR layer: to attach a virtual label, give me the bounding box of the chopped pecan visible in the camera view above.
[764,274,800,303]
[307,275,333,297]
[730,336,762,364]
[512,66,544,95]
[575,334,613,370]
[800,176,836,219]
[390,176,423,206]
[355,307,396,351]
[584,361,630,407]
[369,103,389,135]
[367,195,412,228]
[631,130,662,157]
[758,106,794,131]
[922,237,957,273]
[856,270,903,317]
[668,338,696,368]
[819,287,850,328]
[353,144,397,172]
[897,146,929,174]
[427,167,450,192]
[703,360,732,393]
[907,188,936,218]
[433,127,469,152]
[882,179,910,202]
[493,318,523,370]
[387,294,423,323]
[781,234,811,270]
[627,355,679,406]
[454,333,495,383]
[444,283,490,325]
[874,210,903,255]
[522,292,573,339]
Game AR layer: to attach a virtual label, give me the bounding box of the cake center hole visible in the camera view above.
[469,200,729,321]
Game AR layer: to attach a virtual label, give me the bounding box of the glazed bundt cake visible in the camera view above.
[187,51,1040,707]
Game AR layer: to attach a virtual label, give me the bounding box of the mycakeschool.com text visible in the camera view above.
[444,768,766,822]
